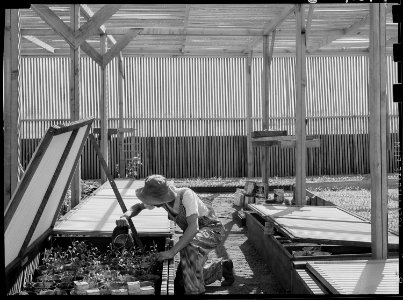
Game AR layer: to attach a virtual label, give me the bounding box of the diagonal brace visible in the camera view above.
[88,133,144,251]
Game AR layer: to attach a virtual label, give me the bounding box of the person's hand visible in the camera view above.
[156,250,175,261]
[116,216,129,227]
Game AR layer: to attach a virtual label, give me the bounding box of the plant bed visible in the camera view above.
[16,238,169,296]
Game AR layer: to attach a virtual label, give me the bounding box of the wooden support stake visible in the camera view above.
[70,4,81,209]
[100,34,109,183]
[88,133,144,250]
[369,3,388,260]
[295,4,307,205]
[245,52,254,178]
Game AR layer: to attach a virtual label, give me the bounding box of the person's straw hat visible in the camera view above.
[135,175,175,206]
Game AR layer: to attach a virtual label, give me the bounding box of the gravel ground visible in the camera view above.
[204,194,285,295]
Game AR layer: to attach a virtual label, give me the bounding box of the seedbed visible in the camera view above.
[15,237,169,295]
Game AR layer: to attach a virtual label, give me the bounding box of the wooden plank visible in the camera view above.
[22,35,55,53]
[295,4,307,205]
[74,4,122,47]
[369,4,388,260]
[70,4,81,209]
[306,259,399,294]
[251,135,316,142]
[88,134,144,250]
[245,53,253,178]
[30,4,76,48]
[52,118,94,135]
[251,130,287,138]
[103,29,142,67]
[280,139,320,148]
[17,129,78,258]
[79,40,103,66]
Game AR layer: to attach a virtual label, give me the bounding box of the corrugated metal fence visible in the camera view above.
[19,55,400,179]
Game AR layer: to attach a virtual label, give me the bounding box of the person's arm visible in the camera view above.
[116,203,146,227]
[157,213,199,261]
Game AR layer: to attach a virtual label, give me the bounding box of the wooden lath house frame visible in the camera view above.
[3,3,398,267]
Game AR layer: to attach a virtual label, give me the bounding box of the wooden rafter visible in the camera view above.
[30,4,75,48]
[103,28,142,67]
[80,4,116,45]
[74,4,121,47]
[30,4,103,65]
[242,5,295,54]
[23,35,55,53]
[308,4,392,53]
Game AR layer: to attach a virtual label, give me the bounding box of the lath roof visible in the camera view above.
[19,4,397,57]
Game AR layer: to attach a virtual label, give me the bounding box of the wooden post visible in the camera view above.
[69,4,81,209]
[369,3,388,259]
[100,33,109,183]
[295,4,307,205]
[261,35,269,196]
[246,52,254,178]
[118,53,125,178]
[3,9,21,210]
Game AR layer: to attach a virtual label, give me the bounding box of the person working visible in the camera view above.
[116,174,235,295]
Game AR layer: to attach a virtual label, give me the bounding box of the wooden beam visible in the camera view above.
[369,3,388,260]
[74,4,121,47]
[100,34,109,184]
[243,5,295,54]
[79,41,103,66]
[30,4,76,48]
[103,29,142,67]
[245,52,254,178]
[20,27,271,37]
[70,4,81,209]
[22,35,55,53]
[3,9,21,210]
[80,4,116,45]
[295,4,307,206]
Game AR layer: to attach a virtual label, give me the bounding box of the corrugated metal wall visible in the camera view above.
[19,55,400,179]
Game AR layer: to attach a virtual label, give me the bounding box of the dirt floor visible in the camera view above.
[196,194,285,295]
